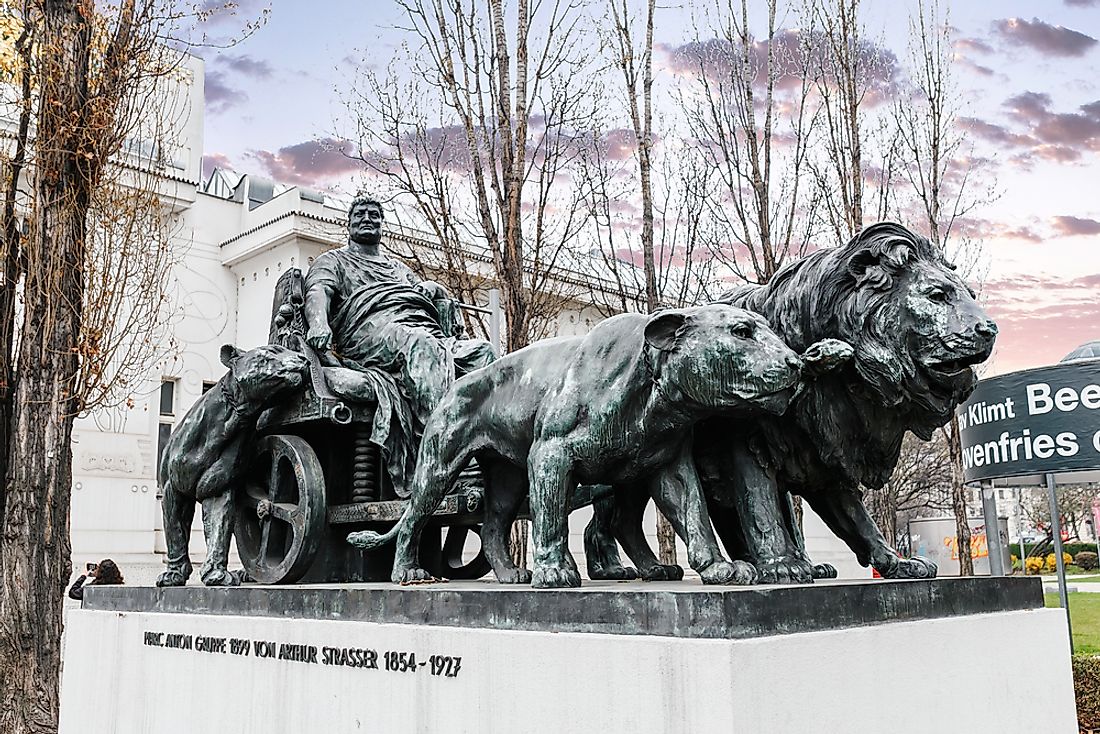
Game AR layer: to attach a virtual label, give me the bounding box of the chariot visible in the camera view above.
[232,268,493,584]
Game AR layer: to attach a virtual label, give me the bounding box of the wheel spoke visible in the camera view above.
[268,454,282,502]
[236,434,325,585]
[269,502,299,524]
[258,519,272,566]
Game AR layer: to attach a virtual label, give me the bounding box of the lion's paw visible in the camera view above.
[640,564,684,582]
[879,555,937,580]
[812,563,838,580]
[701,559,757,586]
[589,564,639,581]
[496,567,533,584]
[201,568,240,587]
[393,566,439,585]
[532,565,582,589]
[801,338,854,375]
[755,557,814,585]
[156,569,189,588]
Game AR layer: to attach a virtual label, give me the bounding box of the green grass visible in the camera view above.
[1046,593,1100,654]
[1069,575,1100,583]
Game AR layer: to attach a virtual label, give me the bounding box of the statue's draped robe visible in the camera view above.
[305,247,496,497]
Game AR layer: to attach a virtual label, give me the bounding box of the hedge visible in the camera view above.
[1010,542,1099,559]
[1074,655,1100,730]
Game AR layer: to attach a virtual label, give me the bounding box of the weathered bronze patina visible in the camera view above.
[586,222,998,583]
[347,305,830,588]
[157,344,310,587]
[303,193,496,498]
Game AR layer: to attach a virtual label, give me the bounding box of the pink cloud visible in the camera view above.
[993,17,1098,57]
[201,153,234,180]
[215,53,273,80]
[660,31,899,102]
[247,138,361,187]
[966,92,1100,165]
[981,272,1100,374]
[954,37,995,55]
[1052,215,1100,236]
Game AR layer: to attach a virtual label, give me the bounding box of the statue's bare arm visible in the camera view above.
[303,280,335,351]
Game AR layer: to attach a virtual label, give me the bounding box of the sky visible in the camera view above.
[193,0,1100,377]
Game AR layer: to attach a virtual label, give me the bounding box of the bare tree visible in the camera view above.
[357,0,593,354]
[1021,484,1097,543]
[682,0,819,286]
[0,0,35,533]
[0,2,260,729]
[868,430,953,547]
[891,0,996,575]
[805,0,901,243]
[346,0,595,568]
[598,0,687,565]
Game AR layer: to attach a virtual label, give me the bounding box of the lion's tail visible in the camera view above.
[347,525,400,550]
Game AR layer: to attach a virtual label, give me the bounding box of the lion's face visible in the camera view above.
[220,344,309,409]
[899,262,997,398]
[841,229,997,427]
[645,305,802,415]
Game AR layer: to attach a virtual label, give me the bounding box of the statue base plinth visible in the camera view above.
[62,578,1075,733]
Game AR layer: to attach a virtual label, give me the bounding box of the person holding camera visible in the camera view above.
[68,559,124,600]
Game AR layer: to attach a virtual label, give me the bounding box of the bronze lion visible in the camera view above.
[587,222,997,582]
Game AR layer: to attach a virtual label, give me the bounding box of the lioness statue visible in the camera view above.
[586,222,998,583]
[347,305,817,588]
[156,344,309,587]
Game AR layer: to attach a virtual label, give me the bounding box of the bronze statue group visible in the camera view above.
[158,194,997,589]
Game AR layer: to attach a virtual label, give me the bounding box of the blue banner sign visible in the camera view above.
[957,359,1100,483]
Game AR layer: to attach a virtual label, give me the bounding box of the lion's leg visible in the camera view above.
[199,492,239,587]
[608,488,680,581]
[584,495,639,581]
[156,482,194,588]
[803,487,936,579]
[648,445,756,586]
[391,427,476,585]
[527,440,580,588]
[699,436,813,584]
[480,457,531,584]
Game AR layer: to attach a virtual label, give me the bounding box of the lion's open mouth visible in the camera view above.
[922,346,992,380]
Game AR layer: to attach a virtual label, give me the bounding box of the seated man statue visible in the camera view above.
[303,193,497,497]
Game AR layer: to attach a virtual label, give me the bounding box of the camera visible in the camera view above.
[86,562,98,573]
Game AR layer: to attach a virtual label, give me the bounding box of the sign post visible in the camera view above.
[980,482,1005,576]
[1047,473,1073,655]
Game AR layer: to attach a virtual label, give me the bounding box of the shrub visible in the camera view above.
[1025,557,1045,575]
[1078,551,1100,571]
[1074,655,1100,730]
[1045,553,1074,572]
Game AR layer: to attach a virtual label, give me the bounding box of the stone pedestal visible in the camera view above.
[61,578,1075,733]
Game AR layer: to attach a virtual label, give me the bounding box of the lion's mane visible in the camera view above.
[719,222,972,490]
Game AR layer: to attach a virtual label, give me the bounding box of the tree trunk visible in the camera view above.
[626,0,676,568]
[0,1,34,548]
[509,519,528,570]
[946,416,973,575]
[0,1,91,730]
[865,485,898,549]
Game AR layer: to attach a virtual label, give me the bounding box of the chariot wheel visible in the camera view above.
[235,434,326,584]
[430,524,492,581]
